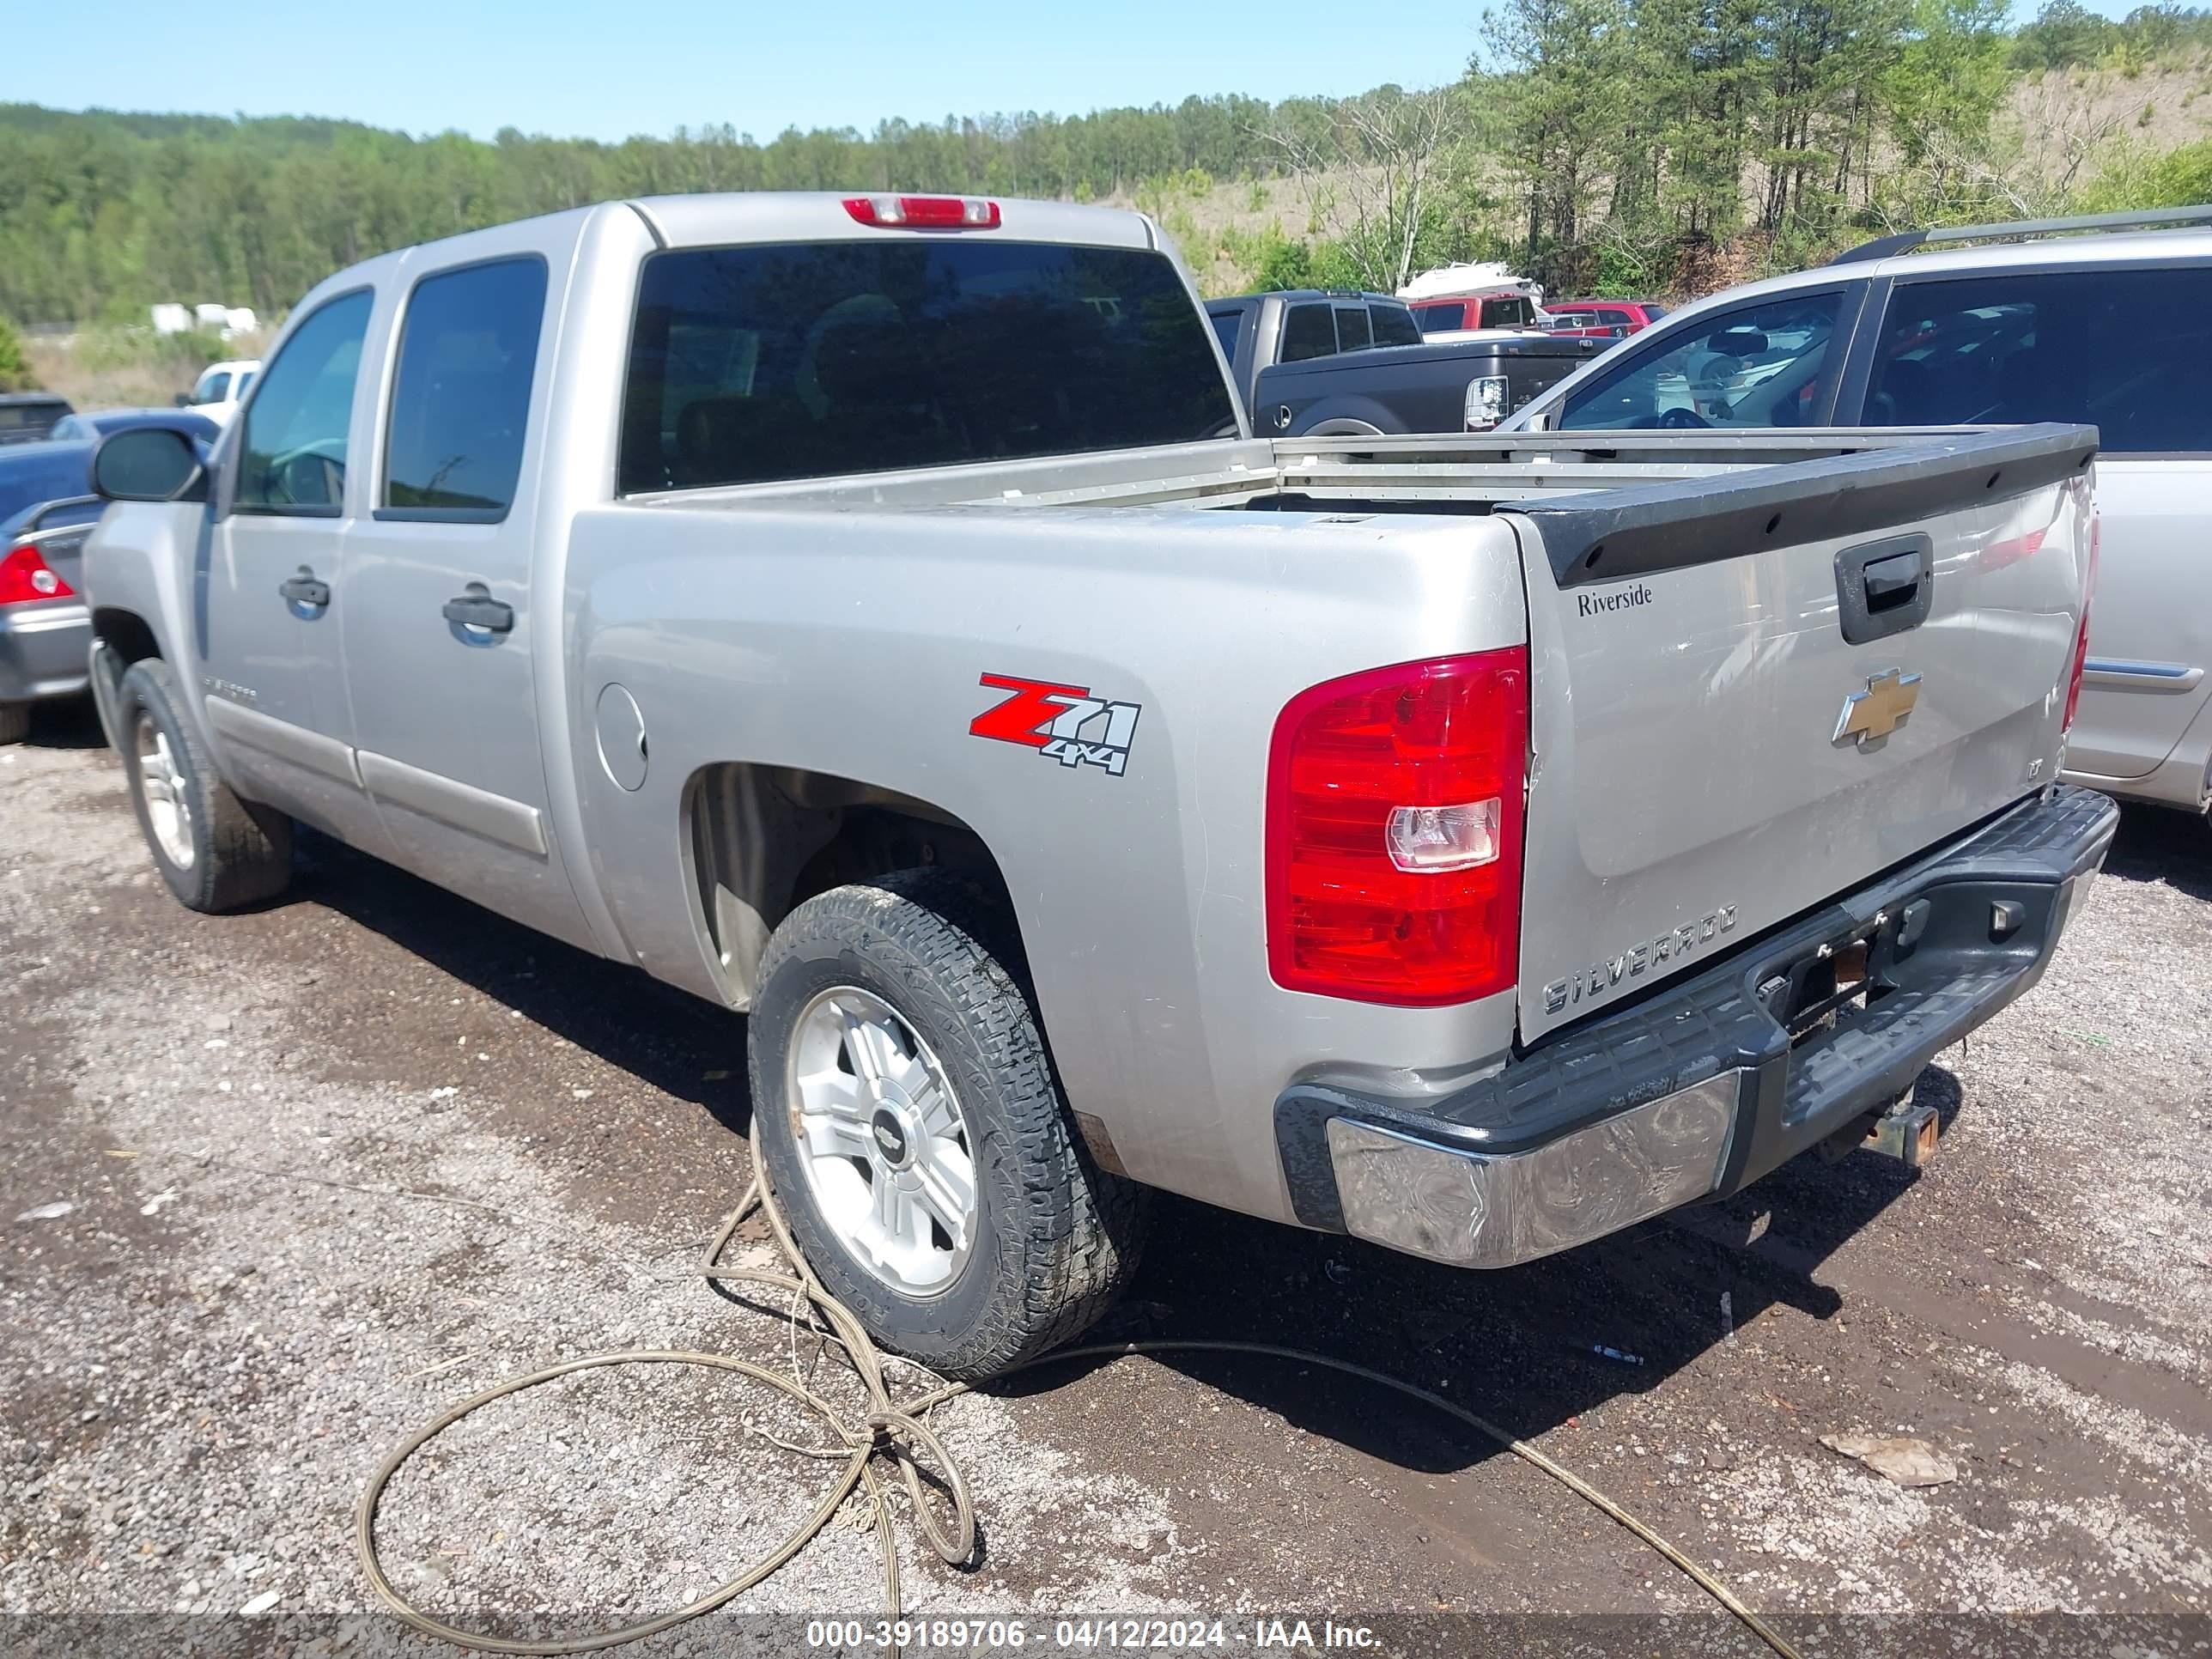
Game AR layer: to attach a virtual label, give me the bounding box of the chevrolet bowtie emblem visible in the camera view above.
[1834,668,1923,745]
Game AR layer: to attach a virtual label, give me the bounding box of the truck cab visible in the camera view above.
[1206,288,1424,413]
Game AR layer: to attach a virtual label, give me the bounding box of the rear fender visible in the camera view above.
[1280,394,1404,439]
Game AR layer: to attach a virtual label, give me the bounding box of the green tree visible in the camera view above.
[0,314,30,391]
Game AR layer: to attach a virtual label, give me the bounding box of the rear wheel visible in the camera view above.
[118,658,292,912]
[747,869,1149,1382]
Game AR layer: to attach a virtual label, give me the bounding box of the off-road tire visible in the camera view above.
[747,868,1150,1382]
[118,658,293,912]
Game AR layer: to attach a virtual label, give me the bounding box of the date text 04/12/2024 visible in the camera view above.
[803,1619,1381,1650]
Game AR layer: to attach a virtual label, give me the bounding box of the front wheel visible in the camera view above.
[118,658,293,912]
[747,870,1149,1382]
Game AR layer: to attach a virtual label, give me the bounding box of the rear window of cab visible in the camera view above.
[618,240,1237,492]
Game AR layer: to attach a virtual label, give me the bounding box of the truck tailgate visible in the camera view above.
[1504,423,2097,1042]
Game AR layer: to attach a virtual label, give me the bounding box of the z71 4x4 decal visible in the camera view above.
[970,673,1142,777]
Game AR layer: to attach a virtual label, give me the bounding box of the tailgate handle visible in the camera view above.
[1835,534,1934,646]
[1863,551,1922,607]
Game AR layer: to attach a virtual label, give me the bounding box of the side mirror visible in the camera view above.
[173,392,192,407]
[93,426,207,504]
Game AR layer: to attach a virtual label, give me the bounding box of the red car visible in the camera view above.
[1552,299,1668,337]
[1409,290,1544,334]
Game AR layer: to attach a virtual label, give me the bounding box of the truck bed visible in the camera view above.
[622,428,2053,514]
[606,420,2096,1044]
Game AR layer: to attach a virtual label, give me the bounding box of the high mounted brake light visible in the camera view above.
[842,195,1001,230]
[1267,649,1528,1006]
[0,543,74,606]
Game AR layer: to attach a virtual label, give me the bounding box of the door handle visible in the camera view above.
[278,567,331,608]
[441,583,514,634]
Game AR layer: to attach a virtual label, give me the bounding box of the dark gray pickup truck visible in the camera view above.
[1206,289,1607,437]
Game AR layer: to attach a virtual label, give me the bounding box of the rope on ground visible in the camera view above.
[355,1131,1805,1659]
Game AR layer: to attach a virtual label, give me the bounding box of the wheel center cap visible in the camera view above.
[869,1106,914,1170]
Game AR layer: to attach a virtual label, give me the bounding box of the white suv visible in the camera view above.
[1507,206,2212,825]
[180,359,259,428]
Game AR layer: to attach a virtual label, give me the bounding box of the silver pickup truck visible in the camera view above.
[81,192,2115,1382]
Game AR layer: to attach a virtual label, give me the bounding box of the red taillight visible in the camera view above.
[841,194,1000,230]
[2062,517,2099,734]
[1266,649,1528,1006]
[0,544,74,606]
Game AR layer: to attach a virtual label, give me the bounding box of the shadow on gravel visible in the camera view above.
[290,830,744,1116]
[2102,802,2212,901]
[10,694,106,750]
[1000,1078,1948,1479]
[271,796,2203,1495]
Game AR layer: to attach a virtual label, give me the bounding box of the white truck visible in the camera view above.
[82,192,2113,1381]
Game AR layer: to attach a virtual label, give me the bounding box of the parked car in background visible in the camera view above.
[1255,330,1606,435]
[1207,287,1604,438]
[1408,290,1544,336]
[83,191,2108,1381]
[178,359,259,426]
[1400,263,1548,338]
[1533,309,1621,339]
[0,408,217,530]
[0,495,101,743]
[0,392,73,447]
[1206,289,1424,412]
[1550,299,1668,336]
[0,408,218,742]
[49,408,222,445]
[1504,205,2212,825]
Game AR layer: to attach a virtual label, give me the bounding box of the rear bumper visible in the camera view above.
[1275,785,2119,1269]
[0,601,92,704]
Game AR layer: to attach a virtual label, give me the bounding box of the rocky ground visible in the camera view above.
[3,702,2209,1657]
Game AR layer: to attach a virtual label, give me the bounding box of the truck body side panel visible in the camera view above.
[561,500,1531,1225]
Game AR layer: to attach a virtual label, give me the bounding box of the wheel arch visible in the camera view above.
[88,607,164,750]
[680,760,1023,1012]
[1285,394,1401,437]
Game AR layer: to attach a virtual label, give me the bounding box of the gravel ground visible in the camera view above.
[3,706,2209,1657]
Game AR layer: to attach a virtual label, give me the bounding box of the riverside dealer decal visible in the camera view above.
[970,672,1142,776]
[1576,580,1654,618]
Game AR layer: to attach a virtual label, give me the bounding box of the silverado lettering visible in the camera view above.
[1542,906,1740,1016]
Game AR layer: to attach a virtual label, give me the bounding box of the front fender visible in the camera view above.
[82,501,225,770]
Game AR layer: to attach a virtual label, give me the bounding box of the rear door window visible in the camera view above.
[620,240,1238,491]
[381,256,548,519]
[1863,264,2212,453]
[1334,306,1372,351]
[1280,302,1338,362]
[1370,305,1421,348]
[1210,309,1243,360]
[1558,290,1848,430]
